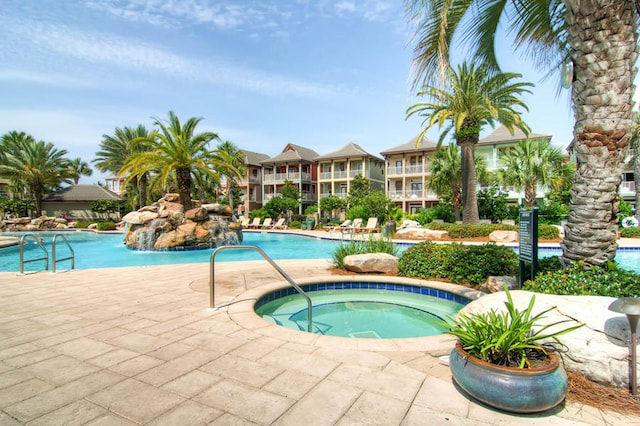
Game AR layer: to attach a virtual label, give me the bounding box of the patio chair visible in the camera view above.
[342,218,363,235]
[240,217,250,227]
[356,217,380,234]
[324,219,351,232]
[246,217,261,229]
[270,218,287,229]
[261,218,273,229]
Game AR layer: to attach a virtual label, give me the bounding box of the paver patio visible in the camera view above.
[0,252,639,425]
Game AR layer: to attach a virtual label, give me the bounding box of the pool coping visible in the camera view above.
[225,274,485,354]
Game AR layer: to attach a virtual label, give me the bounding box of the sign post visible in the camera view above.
[518,207,539,287]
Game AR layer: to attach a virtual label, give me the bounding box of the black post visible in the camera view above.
[518,206,539,287]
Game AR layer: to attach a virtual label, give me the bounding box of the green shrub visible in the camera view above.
[426,222,559,240]
[412,204,455,225]
[345,205,368,222]
[620,227,640,238]
[289,220,302,229]
[524,262,640,297]
[96,221,117,231]
[537,200,569,225]
[73,221,93,229]
[398,241,518,285]
[332,237,399,269]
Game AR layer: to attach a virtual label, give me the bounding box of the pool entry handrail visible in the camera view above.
[19,234,49,274]
[209,245,313,332]
[18,233,76,274]
[52,233,75,273]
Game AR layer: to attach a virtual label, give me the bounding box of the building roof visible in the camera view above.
[380,133,442,156]
[241,149,270,166]
[477,125,551,145]
[314,142,384,161]
[260,143,320,165]
[42,185,123,202]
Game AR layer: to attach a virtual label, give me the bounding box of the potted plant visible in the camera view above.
[447,287,582,413]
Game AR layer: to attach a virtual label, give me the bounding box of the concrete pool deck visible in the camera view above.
[1,248,640,425]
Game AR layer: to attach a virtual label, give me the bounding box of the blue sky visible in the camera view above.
[1,0,578,184]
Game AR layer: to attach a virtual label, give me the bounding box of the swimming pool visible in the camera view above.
[1,230,638,273]
[0,231,340,272]
[255,281,468,338]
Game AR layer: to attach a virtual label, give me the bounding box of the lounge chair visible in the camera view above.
[356,217,380,234]
[240,217,250,227]
[324,219,351,232]
[261,218,273,229]
[342,218,363,235]
[246,217,261,229]
[271,218,287,229]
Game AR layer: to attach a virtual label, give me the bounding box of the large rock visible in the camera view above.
[489,230,519,243]
[479,276,518,293]
[461,291,636,388]
[344,253,399,274]
[121,211,159,225]
[395,227,449,240]
[122,194,242,250]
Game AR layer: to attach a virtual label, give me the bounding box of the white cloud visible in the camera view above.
[1,17,342,99]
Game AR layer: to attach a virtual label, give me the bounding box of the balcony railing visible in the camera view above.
[404,165,423,174]
[621,181,636,193]
[320,192,348,199]
[333,171,347,179]
[387,166,403,176]
[349,170,363,177]
[263,172,312,183]
[319,172,332,180]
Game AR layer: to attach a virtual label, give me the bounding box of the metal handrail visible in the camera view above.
[209,245,313,332]
[19,234,48,274]
[52,234,75,273]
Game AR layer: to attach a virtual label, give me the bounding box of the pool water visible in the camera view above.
[255,286,466,338]
[1,231,638,273]
[0,231,339,272]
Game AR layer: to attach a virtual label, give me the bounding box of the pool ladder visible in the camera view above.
[19,233,75,274]
[209,245,313,332]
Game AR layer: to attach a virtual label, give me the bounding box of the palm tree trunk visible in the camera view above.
[561,0,637,266]
[139,173,148,209]
[635,142,640,220]
[458,140,479,224]
[524,183,536,208]
[176,167,193,210]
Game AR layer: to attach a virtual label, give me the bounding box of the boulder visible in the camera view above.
[479,276,518,293]
[121,211,159,225]
[489,230,519,243]
[163,193,180,203]
[138,205,158,213]
[14,217,32,225]
[394,228,449,240]
[185,207,208,221]
[344,253,399,274]
[202,203,233,216]
[461,291,637,388]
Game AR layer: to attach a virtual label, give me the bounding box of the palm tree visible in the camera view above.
[121,111,221,210]
[498,140,570,208]
[94,125,153,209]
[630,112,640,220]
[407,62,533,224]
[405,1,638,266]
[69,158,93,184]
[213,141,246,211]
[0,133,74,216]
[429,144,488,221]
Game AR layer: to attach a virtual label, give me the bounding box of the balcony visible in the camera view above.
[387,166,403,176]
[621,181,636,194]
[349,170,363,177]
[404,165,424,175]
[263,172,312,183]
[319,172,332,180]
[333,171,347,179]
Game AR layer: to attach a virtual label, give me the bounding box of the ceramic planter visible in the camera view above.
[449,341,568,413]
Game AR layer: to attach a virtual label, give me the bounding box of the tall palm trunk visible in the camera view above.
[176,167,193,210]
[561,0,637,266]
[457,126,480,224]
[139,173,148,209]
[524,182,537,208]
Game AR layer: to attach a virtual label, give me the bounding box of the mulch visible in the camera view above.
[567,371,639,415]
